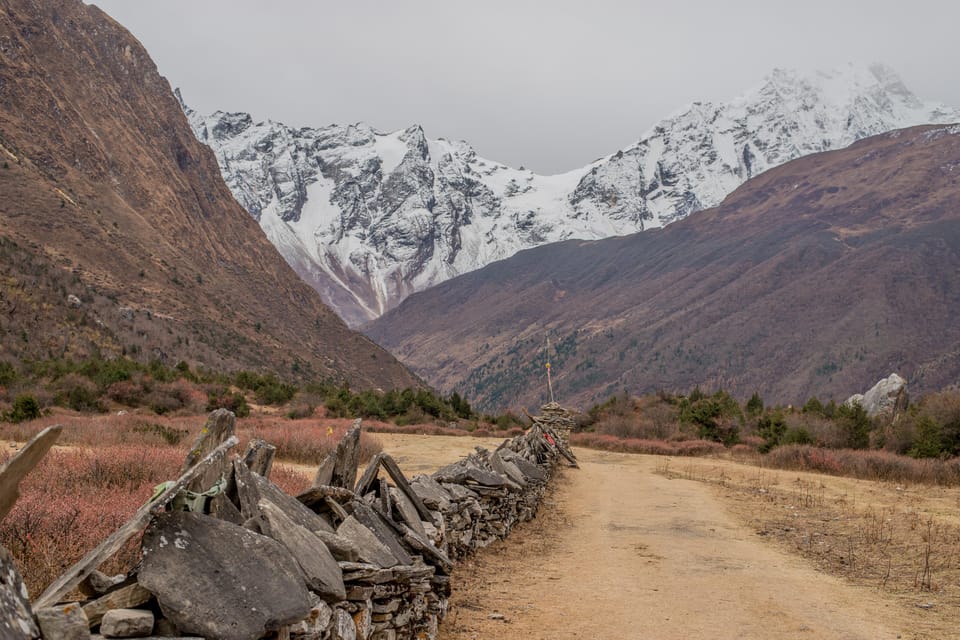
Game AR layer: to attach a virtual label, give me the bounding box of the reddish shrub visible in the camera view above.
[569,433,722,457]
[270,464,312,496]
[0,446,182,596]
[106,380,147,407]
[365,422,467,437]
[761,444,960,485]
[242,420,383,465]
[675,439,726,456]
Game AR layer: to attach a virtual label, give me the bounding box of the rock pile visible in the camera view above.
[533,402,577,446]
[3,407,578,640]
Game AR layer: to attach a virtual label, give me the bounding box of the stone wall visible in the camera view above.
[3,408,577,640]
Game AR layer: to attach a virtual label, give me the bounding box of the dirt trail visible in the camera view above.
[441,448,922,640]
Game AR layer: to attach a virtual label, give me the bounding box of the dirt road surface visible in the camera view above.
[440,447,929,640]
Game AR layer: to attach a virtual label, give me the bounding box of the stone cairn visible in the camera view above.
[530,402,578,453]
[1,406,578,640]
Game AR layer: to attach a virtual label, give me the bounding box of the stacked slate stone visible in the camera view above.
[409,416,574,560]
[13,406,575,640]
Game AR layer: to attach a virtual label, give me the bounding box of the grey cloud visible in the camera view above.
[92,0,960,173]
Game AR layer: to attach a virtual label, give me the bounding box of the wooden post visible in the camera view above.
[0,425,62,523]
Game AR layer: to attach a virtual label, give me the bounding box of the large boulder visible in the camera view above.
[138,511,312,640]
[846,373,908,418]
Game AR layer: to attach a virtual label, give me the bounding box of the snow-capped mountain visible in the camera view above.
[181,63,960,326]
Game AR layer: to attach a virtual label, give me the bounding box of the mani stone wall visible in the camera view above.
[2,407,578,640]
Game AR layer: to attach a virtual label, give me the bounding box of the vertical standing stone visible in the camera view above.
[330,419,363,489]
[313,420,362,489]
[0,545,39,640]
[181,409,236,494]
[242,439,276,478]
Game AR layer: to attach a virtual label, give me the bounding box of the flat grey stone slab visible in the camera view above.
[139,511,311,640]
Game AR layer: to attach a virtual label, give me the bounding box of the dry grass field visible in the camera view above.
[665,456,960,618]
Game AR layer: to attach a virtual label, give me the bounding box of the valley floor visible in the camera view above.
[439,448,956,639]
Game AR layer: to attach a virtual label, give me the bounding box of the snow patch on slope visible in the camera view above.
[181,64,960,326]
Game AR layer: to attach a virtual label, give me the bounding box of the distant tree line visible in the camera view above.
[0,355,490,427]
[583,385,960,459]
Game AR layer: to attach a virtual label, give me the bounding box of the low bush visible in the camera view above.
[54,374,103,412]
[762,444,960,485]
[0,361,17,386]
[131,422,189,446]
[143,381,201,415]
[234,371,296,406]
[587,393,681,440]
[247,420,383,465]
[569,432,725,457]
[0,445,183,595]
[322,386,470,424]
[106,379,148,407]
[4,393,41,423]
[678,390,742,446]
[890,390,960,458]
[286,402,316,420]
[205,387,250,417]
[365,422,469,437]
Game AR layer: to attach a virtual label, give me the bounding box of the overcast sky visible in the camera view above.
[92,0,959,174]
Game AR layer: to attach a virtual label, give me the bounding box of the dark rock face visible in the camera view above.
[139,511,312,640]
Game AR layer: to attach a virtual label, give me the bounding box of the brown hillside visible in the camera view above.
[366,124,960,411]
[0,0,418,389]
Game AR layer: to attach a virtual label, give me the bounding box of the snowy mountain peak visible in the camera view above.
[182,65,960,326]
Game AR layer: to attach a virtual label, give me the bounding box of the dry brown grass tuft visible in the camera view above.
[570,432,725,456]
[764,444,960,486]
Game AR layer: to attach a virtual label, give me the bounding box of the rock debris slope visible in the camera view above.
[184,64,960,325]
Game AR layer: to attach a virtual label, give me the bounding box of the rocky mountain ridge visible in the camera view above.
[366,124,960,411]
[184,64,960,325]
